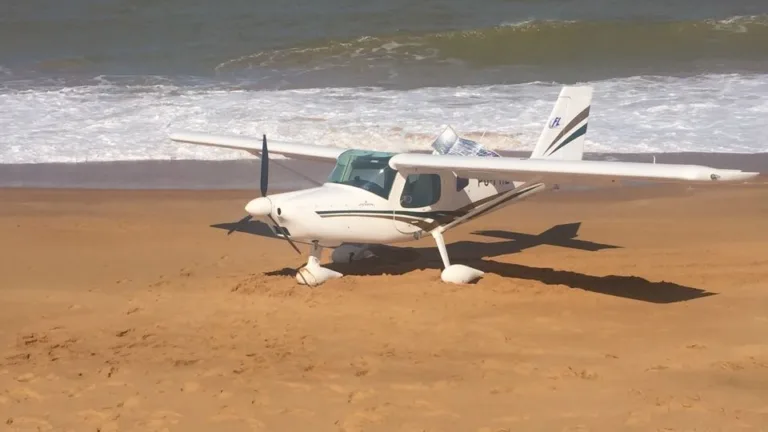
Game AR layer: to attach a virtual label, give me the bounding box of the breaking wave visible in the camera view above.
[216,15,768,71]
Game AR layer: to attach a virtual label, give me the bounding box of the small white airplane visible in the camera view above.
[169,86,758,286]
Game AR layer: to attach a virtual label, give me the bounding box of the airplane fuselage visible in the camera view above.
[248,172,547,248]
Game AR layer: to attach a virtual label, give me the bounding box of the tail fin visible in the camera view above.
[530,86,593,160]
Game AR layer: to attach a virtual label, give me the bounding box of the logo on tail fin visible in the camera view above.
[549,117,562,129]
[543,106,590,156]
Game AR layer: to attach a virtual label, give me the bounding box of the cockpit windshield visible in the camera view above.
[327,149,397,199]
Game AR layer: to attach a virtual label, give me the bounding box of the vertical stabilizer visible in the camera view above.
[530,86,592,160]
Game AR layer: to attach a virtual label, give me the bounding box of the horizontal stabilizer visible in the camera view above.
[431,126,500,158]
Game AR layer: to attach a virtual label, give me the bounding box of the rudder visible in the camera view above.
[530,86,593,160]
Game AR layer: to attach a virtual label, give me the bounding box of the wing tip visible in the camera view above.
[709,169,761,182]
[167,130,200,143]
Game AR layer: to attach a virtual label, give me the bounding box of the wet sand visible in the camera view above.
[1,183,768,431]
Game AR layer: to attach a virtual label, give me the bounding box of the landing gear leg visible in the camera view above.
[431,230,484,284]
[431,231,451,268]
[296,241,343,286]
[310,241,322,260]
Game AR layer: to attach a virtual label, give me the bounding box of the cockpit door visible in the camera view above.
[391,171,445,235]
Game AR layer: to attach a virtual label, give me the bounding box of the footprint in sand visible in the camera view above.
[121,396,141,409]
[326,384,348,394]
[349,355,379,377]
[389,382,431,391]
[337,407,387,432]
[279,381,313,391]
[624,410,652,426]
[99,422,119,432]
[216,390,234,399]
[76,410,119,432]
[181,381,200,392]
[201,367,226,378]
[209,413,266,431]
[493,415,529,424]
[347,389,376,404]
[411,400,458,418]
[5,417,53,431]
[146,410,182,429]
[77,409,112,422]
[561,425,591,432]
[14,373,35,383]
[4,354,31,365]
[7,387,43,402]
[511,362,538,375]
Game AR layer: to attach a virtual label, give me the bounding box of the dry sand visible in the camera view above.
[1,183,767,431]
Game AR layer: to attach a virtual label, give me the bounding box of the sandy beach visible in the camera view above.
[4,0,768,429]
[1,182,768,431]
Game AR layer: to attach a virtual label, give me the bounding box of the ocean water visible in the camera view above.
[1,0,768,163]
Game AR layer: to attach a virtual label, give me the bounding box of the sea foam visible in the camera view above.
[1,73,766,163]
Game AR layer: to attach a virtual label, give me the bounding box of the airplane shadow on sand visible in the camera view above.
[211,220,716,304]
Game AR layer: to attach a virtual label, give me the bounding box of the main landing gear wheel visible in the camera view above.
[432,230,484,284]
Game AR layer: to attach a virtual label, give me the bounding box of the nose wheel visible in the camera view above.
[296,241,343,286]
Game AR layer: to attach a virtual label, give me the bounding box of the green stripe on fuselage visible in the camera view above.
[314,185,542,230]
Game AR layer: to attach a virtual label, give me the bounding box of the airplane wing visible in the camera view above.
[388,153,759,185]
[169,131,346,162]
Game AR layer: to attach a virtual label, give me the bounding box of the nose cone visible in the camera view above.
[245,197,272,217]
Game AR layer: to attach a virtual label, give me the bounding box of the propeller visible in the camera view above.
[224,136,266,236]
[260,134,269,196]
[260,134,301,254]
[225,134,301,256]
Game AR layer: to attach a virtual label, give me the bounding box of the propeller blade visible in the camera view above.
[260,134,269,197]
[268,214,301,254]
[227,214,253,235]
[258,134,298,254]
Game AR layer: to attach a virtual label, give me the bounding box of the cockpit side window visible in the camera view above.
[400,174,441,208]
[327,150,397,199]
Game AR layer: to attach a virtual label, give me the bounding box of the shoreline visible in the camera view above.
[2,151,766,190]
